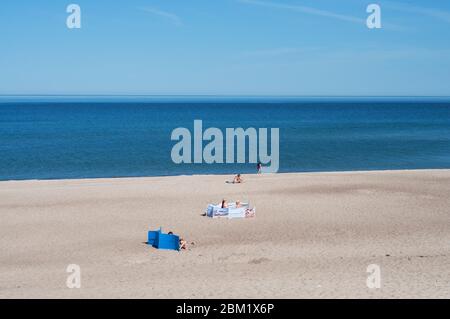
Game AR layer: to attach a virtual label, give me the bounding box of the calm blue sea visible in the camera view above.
[1,98,450,180]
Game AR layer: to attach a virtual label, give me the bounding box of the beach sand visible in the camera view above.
[1,169,449,298]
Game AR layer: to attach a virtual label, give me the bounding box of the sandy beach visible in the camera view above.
[0,169,449,298]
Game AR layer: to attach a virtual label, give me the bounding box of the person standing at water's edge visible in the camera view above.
[257,162,262,174]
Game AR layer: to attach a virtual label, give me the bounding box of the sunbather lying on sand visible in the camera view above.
[245,208,255,218]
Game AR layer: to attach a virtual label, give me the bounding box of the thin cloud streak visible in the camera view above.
[238,0,406,30]
[139,7,183,26]
[238,0,365,25]
[382,1,450,24]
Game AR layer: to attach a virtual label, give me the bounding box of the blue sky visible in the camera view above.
[0,0,449,96]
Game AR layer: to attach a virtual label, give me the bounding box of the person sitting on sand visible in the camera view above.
[221,199,228,208]
[235,200,242,208]
[168,231,187,250]
[233,174,243,184]
[179,238,187,250]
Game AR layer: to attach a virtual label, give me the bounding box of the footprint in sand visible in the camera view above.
[248,257,271,264]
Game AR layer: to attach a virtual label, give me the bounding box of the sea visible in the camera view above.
[1,96,450,180]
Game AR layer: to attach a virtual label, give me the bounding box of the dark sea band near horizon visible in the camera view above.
[1,96,450,181]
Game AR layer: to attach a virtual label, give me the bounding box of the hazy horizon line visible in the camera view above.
[1,94,450,98]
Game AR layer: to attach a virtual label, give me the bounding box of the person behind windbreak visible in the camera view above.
[168,231,187,250]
